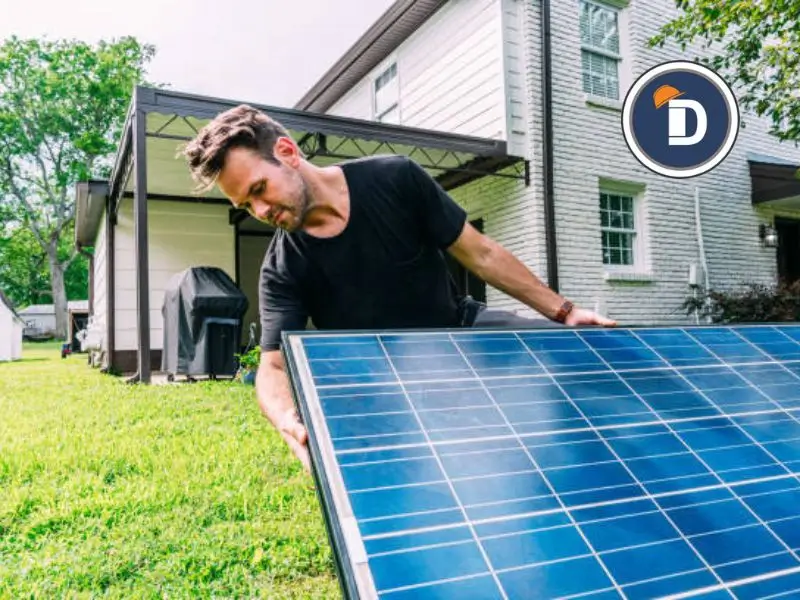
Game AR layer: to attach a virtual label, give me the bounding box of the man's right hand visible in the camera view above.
[278,407,311,472]
[256,349,313,474]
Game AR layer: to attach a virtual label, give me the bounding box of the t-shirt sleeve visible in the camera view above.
[404,157,468,249]
[258,238,308,351]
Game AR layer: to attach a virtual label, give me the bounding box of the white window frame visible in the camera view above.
[372,58,400,124]
[579,0,629,108]
[598,179,651,281]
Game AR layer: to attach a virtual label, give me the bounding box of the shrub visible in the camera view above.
[235,345,261,371]
[683,280,800,323]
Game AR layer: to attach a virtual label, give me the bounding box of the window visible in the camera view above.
[374,62,399,124]
[600,191,635,266]
[580,0,622,100]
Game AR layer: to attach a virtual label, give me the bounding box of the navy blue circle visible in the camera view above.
[628,69,732,170]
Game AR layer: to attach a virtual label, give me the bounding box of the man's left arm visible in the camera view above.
[447,222,616,326]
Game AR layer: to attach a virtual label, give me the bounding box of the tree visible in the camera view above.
[649,1,800,141]
[0,222,89,309]
[0,36,156,338]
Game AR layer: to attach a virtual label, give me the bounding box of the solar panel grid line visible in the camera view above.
[355,469,800,558]
[626,330,800,566]
[446,331,630,600]
[669,566,800,600]
[310,356,800,391]
[364,506,787,566]
[329,406,800,459]
[373,334,512,600]
[283,324,800,600]
[510,331,735,599]
[604,331,800,563]
[609,330,800,583]
[711,328,800,430]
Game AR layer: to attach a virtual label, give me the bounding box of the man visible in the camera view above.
[182,104,615,471]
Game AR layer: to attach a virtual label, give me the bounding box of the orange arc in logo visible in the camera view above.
[653,84,685,109]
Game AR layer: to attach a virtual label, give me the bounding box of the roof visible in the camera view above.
[0,290,23,323]
[294,0,447,112]
[74,85,527,248]
[18,300,89,315]
[747,152,800,204]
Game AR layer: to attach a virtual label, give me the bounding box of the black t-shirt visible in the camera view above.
[258,154,468,350]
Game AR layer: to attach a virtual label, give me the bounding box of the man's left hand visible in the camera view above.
[564,307,617,327]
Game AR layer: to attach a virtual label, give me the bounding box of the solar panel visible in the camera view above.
[281,324,800,600]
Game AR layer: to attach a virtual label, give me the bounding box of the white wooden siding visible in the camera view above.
[92,214,108,356]
[326,84,372,120]
[113,199,235,351]
[326,0,528,153]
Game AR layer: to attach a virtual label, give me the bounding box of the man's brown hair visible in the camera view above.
[181,104,293,192]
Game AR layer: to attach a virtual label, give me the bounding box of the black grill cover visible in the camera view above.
[161,266,249,377]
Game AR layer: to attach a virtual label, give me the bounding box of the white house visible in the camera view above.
[294,0,800,324]
[73,0,800,383]
[0,290,24,362]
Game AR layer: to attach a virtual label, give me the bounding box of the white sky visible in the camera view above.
[0,0,396,107]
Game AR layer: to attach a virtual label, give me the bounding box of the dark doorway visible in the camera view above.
[70,312,89,352]
[776,218,800,284]
[445,218,487,302]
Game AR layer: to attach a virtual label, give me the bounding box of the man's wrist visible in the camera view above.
[552,299,575,323]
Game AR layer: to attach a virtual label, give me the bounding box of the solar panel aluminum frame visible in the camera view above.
[282,331,379,600]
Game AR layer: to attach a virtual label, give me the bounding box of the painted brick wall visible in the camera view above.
[523,0,800,325]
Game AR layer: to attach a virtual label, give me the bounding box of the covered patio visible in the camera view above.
[75,85,529,384]
[749,152,800,284]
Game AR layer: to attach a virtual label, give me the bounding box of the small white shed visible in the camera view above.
[0,290,24,362]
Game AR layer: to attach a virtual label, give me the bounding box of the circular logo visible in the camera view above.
[621,60,740,178]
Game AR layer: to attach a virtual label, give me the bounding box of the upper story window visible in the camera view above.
[580,0,622,101]
[374,62,399,124]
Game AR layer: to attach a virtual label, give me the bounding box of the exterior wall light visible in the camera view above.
[759,223,779,248]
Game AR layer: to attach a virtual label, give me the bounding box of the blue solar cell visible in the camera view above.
[283,324,800,599]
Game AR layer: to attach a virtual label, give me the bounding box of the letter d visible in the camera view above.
[668,99,707,146]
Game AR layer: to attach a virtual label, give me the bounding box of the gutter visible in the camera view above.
[541,0,559,292]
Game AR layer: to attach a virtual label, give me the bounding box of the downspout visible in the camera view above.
[694,186,711,323]
[76,243,94,316]
[541,0,559,292]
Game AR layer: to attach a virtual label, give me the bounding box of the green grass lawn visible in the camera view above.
[0,342,340,598]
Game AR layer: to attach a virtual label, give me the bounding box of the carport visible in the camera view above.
[75,85,529,384]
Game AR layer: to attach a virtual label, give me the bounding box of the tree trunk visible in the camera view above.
[47,242,68,340]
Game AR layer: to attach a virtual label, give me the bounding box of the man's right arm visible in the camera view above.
[255,349,310,472]
[257,241,311,471]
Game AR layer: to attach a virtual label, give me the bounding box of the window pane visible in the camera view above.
[589,3,619,53]
[581,49,619,99]
[375,63,399,117]
[580,2,591,45]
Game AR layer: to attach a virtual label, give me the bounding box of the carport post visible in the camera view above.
[133,101,151,383]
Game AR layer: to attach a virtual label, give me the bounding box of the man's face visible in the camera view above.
[216,142,310,232]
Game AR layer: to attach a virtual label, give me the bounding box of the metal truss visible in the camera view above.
[295,132,529,190]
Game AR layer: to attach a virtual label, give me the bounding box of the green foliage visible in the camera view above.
[0,35,157,335]
[683,280,800,323]
[236,346,262,371]
[0,222,88,307]
[0,344,337,598]
[649,1,800,141]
